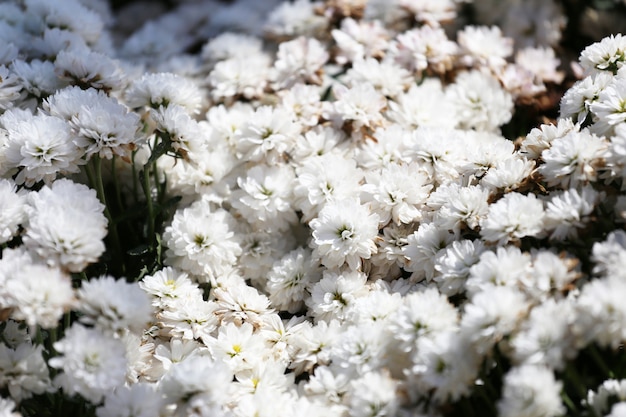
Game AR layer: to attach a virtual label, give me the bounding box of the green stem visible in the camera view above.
[562,391,582,417]
[91,156,124,274]
[142,162,156,246]
[111,157,124,218]
[131,150,140,204]
[588,344,614,378]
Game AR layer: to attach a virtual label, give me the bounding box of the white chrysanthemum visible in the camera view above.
[410,330,481,403]
[96,383,164,417]
[559,73,613,125]
[586,379,626,417]
[264,0,329,39]
[433,239,485,296]
[543,186,600,241]
[159,296,219,341]
[574,275,626,349]
[54,48,124,91]
[0,397,21,417]
[231,164,297,232]
[387,79,458,129]
[343,57,412,98]
[10,59,67,98]
[310,199,379,270]
[4,263,74,329]
[589,77,626,136]
[205,322,267,373]
[272,36,328,90]
[389,287,458,352]
[466,246,533,297]
[266,248,321,314]
[433,183,490,232]
[400,0,458,25]
[0,342,51,402]
[406,127,467,184]
[497,365,564,417]
[521,118,578,160]
[235,105,300,164]
[163,201,242,281]
[0,65,23,110]
[201,32,263,63]
[458,25,513,70]
[328,83,387,134]
[160,355,232,414]
[4,113,82,186]
[208,54,271,101]
[149,104,208,158]
[331,18,389,65]
[460,286,529,354]
[446,70,513,132]
[580,34,626,75]
[330,322,389,375]
[77,275,153,334]
[390,26,458,75]
[361,162,431,226]
[307,270,369,322]
[49,324,127,403]
[213,282,273,328]
[126,72,203,113]
[139,267,202,308]
[539,129,608,188]
[0,178,26,244]
[510,298,577,370]
[480,192,545,245]
[403,222,455,282]
[355,125,412,170]
[23,179,107,272]
[481,157,535,192]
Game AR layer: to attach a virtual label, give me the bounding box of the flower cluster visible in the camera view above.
[2,0,626,416]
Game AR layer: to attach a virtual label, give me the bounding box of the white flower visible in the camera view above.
[126,72,203,113]
[3,263,74,329]
[266,248,321,314]
[272,36,328,90]
[139,267,202,308]
[497,365,564,417]
[328,83,387,134]
[543,186,600,241]
[149,104,208,158]
[77,275,153,335]
[4,113,82,186]
[480,192,545,245]
[433,183,490,232]
[521,118,578,160]
[0,179,26,244]
[433,239,485,296]
[231,164,298,232]
[402,222,455,282]
[235,105,300,164]
[307,270,368,322]
[163,201,242,281]
[0,397,20,417]
[580,34,626,75]
[387,80,458,129]
[590,76,626,135]
[446,70,514,132]
[559,73,613,125]
[510,298,577,370]
[458,25,513,70]
[201,32,263,63]
[389,287,458,352]
[331,18,389,65]
[54,48,124,91]
[466,246,533,296]
[205,322,267,373]
[23,179,107,272]
[0,65,23,110]
[208,54,271,102]
[361,162,432,226]
[310,199,379,270]
[346,371,398,417]
[0,342,51,402]
[96,383,164,417]
[160,355,232,413]
[410,330,481,403]
[538,129,608,188]
[264,0,329,39]
[10,59,67,98]
[49,324,128,403]
[390,26,457,75]
[343,57,412,98]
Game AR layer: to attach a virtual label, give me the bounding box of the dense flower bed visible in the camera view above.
[2,0,626,416]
